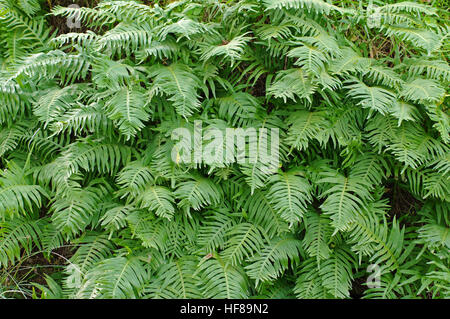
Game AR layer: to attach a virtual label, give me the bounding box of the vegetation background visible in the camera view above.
[0,0,448,299]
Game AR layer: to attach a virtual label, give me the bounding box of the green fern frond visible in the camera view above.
[383,25,442,53]
[400,78,445,103]
[268,68,317,102]
[0,162,48,217]
[302,210,332,263]
[144,256,203,299]
[81,256,148,299]
[0,217,44,267]
[345,79,397,115]
[319,244,355,298]
[286,110,328,151]
[148,63,202,118]
[263,0,344,15]
[222,223,266,266]
[197,257,249,299]
[174,174,223,212]
[137,186,176,220]
[104,85,151,139]
[267,170,312,225]
[318,169,372,233]
[246,236,301,284]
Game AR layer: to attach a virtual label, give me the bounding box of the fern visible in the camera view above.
[0,217,44,267]
[0,0,448,300]
[246,236,302,284]
[148,63,202,118]
[267,170,312,226]
[318,168,372,233]
[144,256,202,299]
[197,257,249,299]
[104,85,151,139]
[263,0,344,15]
[80,256,148,298]
[319,244,355,298]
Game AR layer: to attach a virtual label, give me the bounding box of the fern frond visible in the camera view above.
[174,174,222,212]
[197,209,234,253]
[400,78,445,104]
[302,210,332,263]
[404,58,450,82]
[104,86,150,139]
[99,22,154,56]
[148,63,202,118]
[82,256,148,299]
[17,0,40,16]
[286,110,328,151]
[246,236,301,284]
[57,139,132,176]
[345,79,397,115]
[215,92,262,127]
[319,244,355,298]
[136,38,179,61]
[267,170,312,225]
[383,26,442,53]
[100,204,134,234]
[33,85,79,128]
[199,33,252,67]
[0,162,48,217]
[197,257,249,299]
[318,169,372,233]
[116,160,155,198]
[349,203,406,271]
[268,68,317,102]
[294,258,330,299]
[239,188,290,238]
[144,256,202,299]
[390,100,419,126]
[0,122,27,157]
[222,223,266,266]
[379,2,437,16]
[263,0,343,15]
[137,186,176,220]
[288,43,328,75]
[50,187,100,238]
[0,217,43,267]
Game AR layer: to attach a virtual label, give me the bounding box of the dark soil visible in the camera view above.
[350,276,367,299]
[384,182,421,222]
[45,0,101,35]
[12,246,74,287]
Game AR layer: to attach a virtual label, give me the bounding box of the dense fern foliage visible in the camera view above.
[0,0,449,299]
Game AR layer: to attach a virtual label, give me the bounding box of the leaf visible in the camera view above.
[222,223,266,266]
[263,0,344,15]
[400,78,445,103]
[318,169,372,233]
[105,86,150,139]
[267,170,312,225]
[345,79,397,115]
[319,245,355,298]
[174,175,222,212]
[137,186,176,219]
[82,256,148,299]
[144,256,203,299]
[246,236,301,284]
[268,68,317,102]
[148,63,202,118]
[302,210,332,263]
[197,257,249,299]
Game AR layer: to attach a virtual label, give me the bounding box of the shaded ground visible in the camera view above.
[1,246,74,298]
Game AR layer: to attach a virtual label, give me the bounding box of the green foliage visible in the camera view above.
[0,0,448,299]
